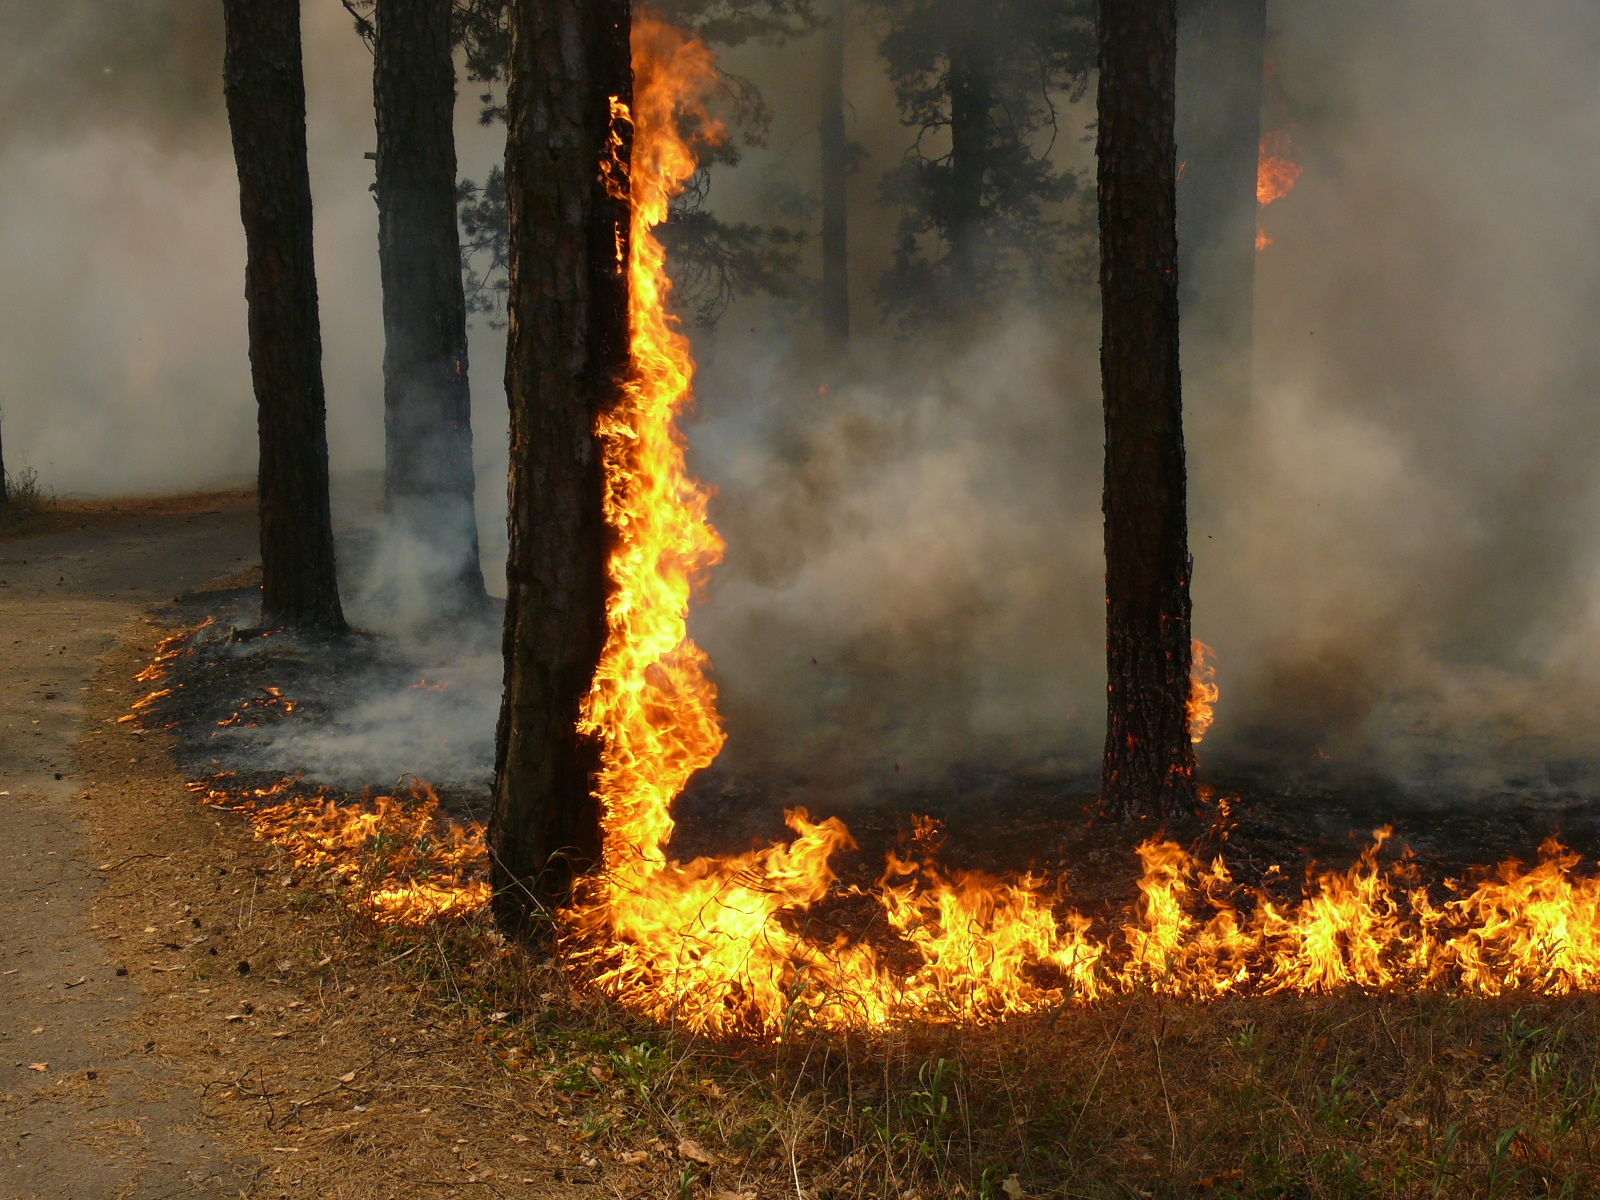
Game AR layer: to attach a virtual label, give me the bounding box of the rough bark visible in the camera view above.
[1175,0,1267,416]
[491,0,631,925]
[373,0,490,614]
[819,0,850,346]
[1098,0,1197,818]
[222,0,347,633]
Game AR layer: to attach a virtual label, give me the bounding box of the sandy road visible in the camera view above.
[0,499,258,1199]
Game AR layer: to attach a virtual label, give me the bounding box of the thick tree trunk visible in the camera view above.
[1176,0,1267,415]
[1097,0,1197,819]
[222,0,347,633]
[819,0,850,346]
[945,21,992,296]
[373,0,489,614]
[491,0,631,925]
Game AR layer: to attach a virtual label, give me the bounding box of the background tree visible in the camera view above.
[1097,0,1197,818]
[819,0,850,344]
[1175,0,1267,418]
[371,0,490,615]
[868,0,1096,326]
[452,0,814,330]
[222,0,347,633]
[491,0,632,924]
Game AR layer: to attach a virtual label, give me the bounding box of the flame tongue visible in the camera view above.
[558,18,1600,1034]
[580,15,729,881]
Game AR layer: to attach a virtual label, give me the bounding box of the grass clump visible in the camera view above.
[373,904,1600,1200]
[0,465,55,535]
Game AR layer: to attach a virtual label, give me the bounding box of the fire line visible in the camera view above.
[137,19,1600,1040]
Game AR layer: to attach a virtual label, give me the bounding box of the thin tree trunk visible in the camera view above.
[945,21,992,297]
[373,0,489,615]
[1176,0,1267,413]
[222,0,346,633]
[491,0,631,925]
[0,406,8,505]
[819,0,850,346]
[1098,0,1197,819]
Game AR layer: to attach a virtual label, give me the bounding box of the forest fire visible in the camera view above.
[552,19,1600,1034]
[122,18,1600,1041]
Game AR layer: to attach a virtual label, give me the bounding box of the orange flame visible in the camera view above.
[1257,129,1302,207]
[557,16,1600,1034]
[193,776,489,926]
[138,25,1600,1036]
[1188,639,1219,744]
[1256,127,1300,253]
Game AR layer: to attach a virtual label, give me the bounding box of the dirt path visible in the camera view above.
[0,498,259,1199]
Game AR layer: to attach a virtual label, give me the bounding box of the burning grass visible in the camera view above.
[92,613,1600,1198]
[133,616,1600,1040]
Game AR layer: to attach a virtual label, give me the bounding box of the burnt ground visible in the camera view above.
[143,585,500,824]
[133,562,1600,951]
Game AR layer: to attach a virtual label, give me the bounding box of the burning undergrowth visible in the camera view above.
[117,16,1600,1043]
[126,593,496,928]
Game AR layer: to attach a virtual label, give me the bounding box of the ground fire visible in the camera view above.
[121,18,1600,1042]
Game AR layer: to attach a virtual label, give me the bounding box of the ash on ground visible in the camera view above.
[139,576,1600,912]
[147,578,501,824]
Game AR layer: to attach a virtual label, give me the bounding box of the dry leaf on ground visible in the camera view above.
[678,1137,717,1165]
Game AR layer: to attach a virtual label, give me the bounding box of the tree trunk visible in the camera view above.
[0,406,8,505]
[945,19,992,296]
[1175,0,1267,417]
[373,0,489,615]
[222,0,347,633]
[491,0,631,925]
[1097,0,1197,819]
[819,0,850,346]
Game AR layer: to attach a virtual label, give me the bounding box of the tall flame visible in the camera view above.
[147,19,1600,1037]
[1188,639,1219,744]
[555,15,1600,1036]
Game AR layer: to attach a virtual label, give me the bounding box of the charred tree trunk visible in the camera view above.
[1097,0,1197,819]
[945,23,992,297]
[223,0,347,633]
[819,0,850,346]
[491,0,631,925]
[373,0,489,614]
[1176,0,1267,415]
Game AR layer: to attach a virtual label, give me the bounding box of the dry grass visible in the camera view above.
[84,616,1600,1200]
[0,482,254,541]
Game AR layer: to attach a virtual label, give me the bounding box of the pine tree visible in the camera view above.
[1097,0,1197,818]
[222,0,347,633]
[372,0,491,616]
[1176,0,1267,417]
[819,0,851,345]
[869,0,1096,325]
[491,0,632,923]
